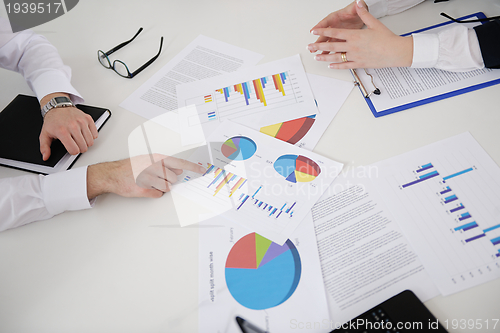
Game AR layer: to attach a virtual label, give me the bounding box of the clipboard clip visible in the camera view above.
[350,68,381,98]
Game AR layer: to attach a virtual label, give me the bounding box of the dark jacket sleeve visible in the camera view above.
[474,20,500,69]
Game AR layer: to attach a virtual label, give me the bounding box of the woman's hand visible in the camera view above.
[308,1,413,69]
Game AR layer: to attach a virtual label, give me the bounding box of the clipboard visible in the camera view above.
[354,12,500,118]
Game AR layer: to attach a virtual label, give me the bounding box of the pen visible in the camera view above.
[236,316,267,333]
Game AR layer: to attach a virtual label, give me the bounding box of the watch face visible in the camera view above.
[54,96,72,104]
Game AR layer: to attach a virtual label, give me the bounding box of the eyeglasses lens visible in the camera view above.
[98,51,110,68]
[113,61,130,78]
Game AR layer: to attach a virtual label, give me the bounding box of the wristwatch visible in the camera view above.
[41,96,75,118]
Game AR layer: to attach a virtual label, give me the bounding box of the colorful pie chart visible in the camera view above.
[260,115,316,145]
[221,136,257,161]
[274,155,321,183]
[225,233,301,310]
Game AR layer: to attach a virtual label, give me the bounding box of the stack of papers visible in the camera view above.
[122,35,500,332]
[122,35,353,332]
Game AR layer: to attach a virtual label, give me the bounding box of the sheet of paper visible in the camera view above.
[370,132,500,295]
[313,172,439,326]
[360,22,500,114]
[120,35,264,128]
[197,214,331,333]
[170,121,343,245]
[175,55,319,140]
[254,73,353,151]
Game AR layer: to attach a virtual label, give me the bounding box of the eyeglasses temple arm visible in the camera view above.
[129,37,163,78]
[440,12,500,23]
[104,27,144,56]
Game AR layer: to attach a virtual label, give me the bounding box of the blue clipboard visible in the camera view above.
[360,12,500,118]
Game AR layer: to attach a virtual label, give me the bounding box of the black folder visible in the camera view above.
[0,94,111,174]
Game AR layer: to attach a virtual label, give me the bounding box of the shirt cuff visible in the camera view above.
[31,70,85,105]
[411,33,439,68]
[434,25,483,71]
[364,0,387,19]
[41,166,93,216]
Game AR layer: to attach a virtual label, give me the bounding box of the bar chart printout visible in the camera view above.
[216,72,290,106]
[184,71,302,126]
[198,164,298,220]
[177,55,319,133]
[374,133,500,295]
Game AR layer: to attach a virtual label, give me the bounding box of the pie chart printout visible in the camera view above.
[260,115,316,145]
[225,233,302,310]
[221,136,257,161]
[273,155,321,183]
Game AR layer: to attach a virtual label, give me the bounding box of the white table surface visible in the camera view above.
[1,0,499,332]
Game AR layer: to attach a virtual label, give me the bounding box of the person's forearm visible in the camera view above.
[87,162,117,200]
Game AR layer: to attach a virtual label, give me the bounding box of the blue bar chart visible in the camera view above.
[400,162,500,254]
[382,136,500,294]
[400,163,440,188]
[200,164,297,220]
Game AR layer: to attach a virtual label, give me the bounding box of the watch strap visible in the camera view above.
[41,96,74,118]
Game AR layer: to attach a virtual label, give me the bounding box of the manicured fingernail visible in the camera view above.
[199,166,207,173]
[356,0,362,7]
[328,64,334,69]
[314,55,320,61]
[311,30,318,35]
[306,44,316,52]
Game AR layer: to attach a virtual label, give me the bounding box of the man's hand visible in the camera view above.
[39,93,98,161]
[86,154,206,200]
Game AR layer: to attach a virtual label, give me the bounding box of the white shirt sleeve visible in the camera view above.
[363,0,484,71]
[0,17,93,232]
[364,0,425,19]
[0,16,83,104]
[0,167,93,232]
[411,25,484,71]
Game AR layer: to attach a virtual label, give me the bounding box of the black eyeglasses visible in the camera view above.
[98,27,163,78]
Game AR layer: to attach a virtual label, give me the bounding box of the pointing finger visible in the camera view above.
[162,157,206,174]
